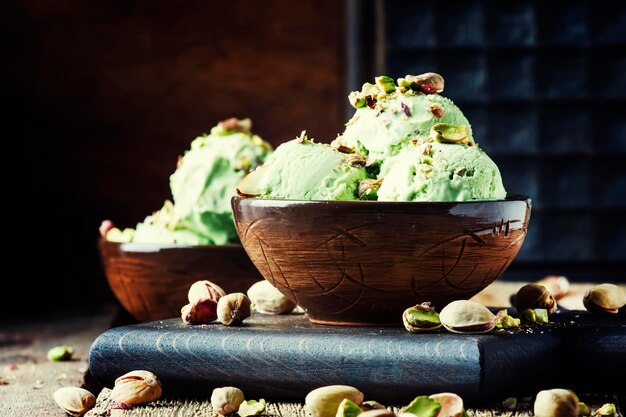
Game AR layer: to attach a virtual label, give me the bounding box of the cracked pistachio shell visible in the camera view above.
[534,389,579,417]
[515,284,557,314]
[429,393,464,417]
[583,284,626,314]
[305,385,364,417]
[402,303,442,332]
[217,293,252,326]
[110,370,162,405]
[53,387,96,417]
[247,280,297,315]
[211,386,245,415]
[439,300,496,334]
[404,72,445,93]
[188,280,226,304]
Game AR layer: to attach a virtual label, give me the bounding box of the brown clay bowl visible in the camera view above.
[98,240,263,322]
[232,195,531,326]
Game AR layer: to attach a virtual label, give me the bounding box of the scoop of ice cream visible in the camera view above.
[377,127,506,202]
[126,118,272,245]
[334,74,471,171]
[133,201,214,245]
[167,119,272,244]
[237,132,368,200]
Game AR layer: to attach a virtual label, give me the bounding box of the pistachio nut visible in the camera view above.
[358,178,384,200]
[361,401,387,411]
[218,117,252,134]
[536,275,570,299]
[349,91,367,109]
[401,396,441,417]
[495,310,521,329]
[211,386,245,416]
[515,284,557,314]
[359,410,396,417]
[439,300,497,334]
[305,385,364,417]
[402,302,442,332]
[110,370,162,405]
[429,393,464,417]
[99,220,115,239]
[217,293,251,326]
[247,280,297,315]
[53,387,96,417]
[375,75,397,94]
[502,397,517,410]
[521,308,549,324]
[48,345,75,362]
[188,280,226,304]
[579,402,591,416]
[594,403,617,417]
[534,389,579,417]
[181,299,218,324]
[583,284,626,314]
[403,73,445,93]
[336,398,362,417]
[238,399,266,417]
[430,124,469,144]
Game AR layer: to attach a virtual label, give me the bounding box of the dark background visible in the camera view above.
[2,0,625,317]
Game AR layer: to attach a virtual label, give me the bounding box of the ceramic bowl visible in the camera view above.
[98,240,263,322]
[232,195,531,326]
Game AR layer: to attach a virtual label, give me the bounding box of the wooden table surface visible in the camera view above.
[0,282,622,417]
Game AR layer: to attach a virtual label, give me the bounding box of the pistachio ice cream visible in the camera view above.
[238,72,506,202]
[105,118,272,245]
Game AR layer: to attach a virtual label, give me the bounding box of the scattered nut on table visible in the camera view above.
[217,293,251,326]
[110,370,162,405]
[181,299,219,324]
[534,389,579,417]
[583,284,626,314]
[439,300,497,334]
[305,385,364,417]
[515,283,557,313]
[238,398,266,417]
[47,345,74,362]
[53,387,96,417]
[402,302,441,332]
[429,393,464,417]
[188,280,226,304]
[247,280,297,314]
[211,386,245,415]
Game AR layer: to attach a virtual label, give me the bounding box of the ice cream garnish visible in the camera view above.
[358,178,384,200]
[430,123,470,144]
[216,117,252,134]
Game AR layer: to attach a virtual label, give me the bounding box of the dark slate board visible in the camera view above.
[89,311,625,402]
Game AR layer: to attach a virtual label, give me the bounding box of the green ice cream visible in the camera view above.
[107,118,272,245]
[334,73,472,172]
[237,132,368,200]
[377,130,506,202]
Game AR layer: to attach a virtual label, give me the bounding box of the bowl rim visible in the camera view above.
[232,194,531,206]
[98,238,245,252]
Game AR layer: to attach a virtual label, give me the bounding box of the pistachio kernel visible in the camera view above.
[404,73,445,94]
[502,398,517,410]
[430,123,470,144]
[594,403,617,417]
[579,402,591,417]
[429,393,464,417]
[238,399,266,417]
[305,385,364,417]
[181,300,218,324]
[349,91,367,109]
[495,309,521,329]
[336,399,362,417]
[358,178,384,200]
[48,345,75,362]
[401,396,441,417]
[375,75,397,94]
[402,302,442,332]
[218,117,252,134]
[521,308,549,324]
[428,104,444,118]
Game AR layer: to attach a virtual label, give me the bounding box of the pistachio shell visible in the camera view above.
[211,386,245,415]
[111,370,162,405]
[515,284,557,314]
[53,387,96,417]
[402,303,442,332]
[247,280,297,315]
[217,293,251,326]
[188,280,226,304]
[439,300,496,334]
[583,284,626,314]
[429,393,464,417]
[534,389,579,417]
[305,385,364,417]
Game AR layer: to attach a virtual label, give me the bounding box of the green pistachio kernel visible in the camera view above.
[47,345,75,362]
[578,402,591,416]
[238,399,266,417]
[397,77,412,89]
[401,396,442,417]
[521,308,549,324]
[595,403,617,417]
[349,91,366,109]
[375,76,397,94]
[335,399,362,417]
[403,307,441,332]
[430,123,469,144]
[495,310,521,329]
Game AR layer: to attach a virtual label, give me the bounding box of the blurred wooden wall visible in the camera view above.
[2,0,345,315]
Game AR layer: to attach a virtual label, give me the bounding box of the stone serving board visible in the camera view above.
[89,311,625,403]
